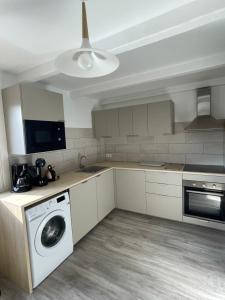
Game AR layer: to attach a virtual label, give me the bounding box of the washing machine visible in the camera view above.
[26,191,73,288]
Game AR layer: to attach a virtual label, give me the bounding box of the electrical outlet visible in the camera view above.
[105,153,112,158]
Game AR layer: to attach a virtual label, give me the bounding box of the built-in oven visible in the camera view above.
[24,120,66,154]
[183,180,225,223]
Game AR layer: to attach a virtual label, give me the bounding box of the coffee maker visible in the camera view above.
[11,163,32,193]
[29,158,48,187]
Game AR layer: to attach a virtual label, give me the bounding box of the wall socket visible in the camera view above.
[105,153,112,158]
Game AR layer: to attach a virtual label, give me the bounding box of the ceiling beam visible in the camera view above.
[69,52,225,98]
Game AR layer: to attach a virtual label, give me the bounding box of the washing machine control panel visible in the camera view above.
[26,192,69,221]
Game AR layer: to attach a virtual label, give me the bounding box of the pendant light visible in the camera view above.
[55,0,120,78]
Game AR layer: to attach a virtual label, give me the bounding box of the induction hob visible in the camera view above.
[183,164,225,174]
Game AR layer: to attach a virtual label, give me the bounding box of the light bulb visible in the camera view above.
[77,52,94,71]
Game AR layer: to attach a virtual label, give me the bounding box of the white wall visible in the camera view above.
[63,93,99,128]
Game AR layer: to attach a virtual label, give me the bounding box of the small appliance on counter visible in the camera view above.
[46,164,59,182]
[29,158,48,187]
[11,163,32,193]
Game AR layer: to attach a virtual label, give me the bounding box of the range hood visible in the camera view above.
[185,87,225,131]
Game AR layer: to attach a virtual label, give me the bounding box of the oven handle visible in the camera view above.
[186,189,224,197]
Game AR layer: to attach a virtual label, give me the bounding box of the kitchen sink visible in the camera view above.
[79,166,108,173]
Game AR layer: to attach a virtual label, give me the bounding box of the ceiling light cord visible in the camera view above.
[82,1,89,39]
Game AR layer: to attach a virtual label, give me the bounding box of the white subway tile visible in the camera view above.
[140,143,169,154]
[186,131,224,143]
[203,143,224,155]
[115,144,140,153]
[185,154,224,165]
[169,143,203,154]
[156,133,186,144]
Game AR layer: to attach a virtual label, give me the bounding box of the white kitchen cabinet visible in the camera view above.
[2,83,64,155]
[93,109,119,138]
[20,84,64,121]
[96,170,115,221]
[146,194,182,221]
[118,104,148,136]
[70,178,98,244]
[133,104,148,136]
[119,107,133,136]
[93,110,107,138]
[145,171,182,185]
[115,169,146,213]
[146,182,182,198]
[148,100,174,136]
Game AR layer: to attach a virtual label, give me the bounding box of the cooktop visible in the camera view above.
[183,164,225,174]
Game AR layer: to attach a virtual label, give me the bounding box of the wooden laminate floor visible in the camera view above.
[1,209,225,300]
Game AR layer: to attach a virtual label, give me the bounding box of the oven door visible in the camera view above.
[24,120,66,154]
[184,187,225,222]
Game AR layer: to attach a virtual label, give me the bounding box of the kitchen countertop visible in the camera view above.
[1,161,224,209]
[0,161,184,208]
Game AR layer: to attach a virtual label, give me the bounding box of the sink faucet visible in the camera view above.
[79,155,87,169]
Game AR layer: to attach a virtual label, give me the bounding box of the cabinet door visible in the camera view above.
[133,104,148,136]
[148,100,174,136]
[146,194,182,221]
[107,109,119,137]
[21,84,64,122]
[116,170,146,214]
[70,178,98,244]
[96,170,115,221]
[93,110,107,138]
[119,107,133,136]
[94,109,119,138]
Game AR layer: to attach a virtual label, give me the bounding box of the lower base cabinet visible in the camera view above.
[115,170,146,214]
[146,194,182,221]
[70,178,98,244]
[70,170,115,245]
[96,170,115,221]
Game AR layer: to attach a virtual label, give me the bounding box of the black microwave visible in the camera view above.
[24,120,66,154]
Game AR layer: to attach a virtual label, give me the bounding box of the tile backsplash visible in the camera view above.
[10,125,225,173]
[10,128,104,174]
[103,123,225,166]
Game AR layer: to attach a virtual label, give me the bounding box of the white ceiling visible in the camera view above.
[1,0,225,103]
[42,19,225,91]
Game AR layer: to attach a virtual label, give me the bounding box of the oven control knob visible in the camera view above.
[212,184,216,189]
[202,184,206,188]
[192,183,196,187]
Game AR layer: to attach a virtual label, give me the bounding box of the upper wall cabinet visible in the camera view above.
[118,107,133,136]
[2,84,64,155]
[118,104,148,137]
[148,100,174,136]
[21,84,64,121]
[93,100,174,138]
[133,104,148,136]
[93,109,119,138]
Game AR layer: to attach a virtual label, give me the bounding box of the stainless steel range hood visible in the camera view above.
[185,87,225,131]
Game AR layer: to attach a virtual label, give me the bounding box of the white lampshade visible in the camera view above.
[55,1,120,78]
[55,46,119,78]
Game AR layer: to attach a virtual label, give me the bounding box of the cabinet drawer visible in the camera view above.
[146,182,182,197]
[146,194,182,221]
[145,171,182,185]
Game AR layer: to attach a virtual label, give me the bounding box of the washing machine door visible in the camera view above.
[35,209,66,257]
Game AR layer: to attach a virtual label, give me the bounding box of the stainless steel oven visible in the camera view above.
[183,180,225,223]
